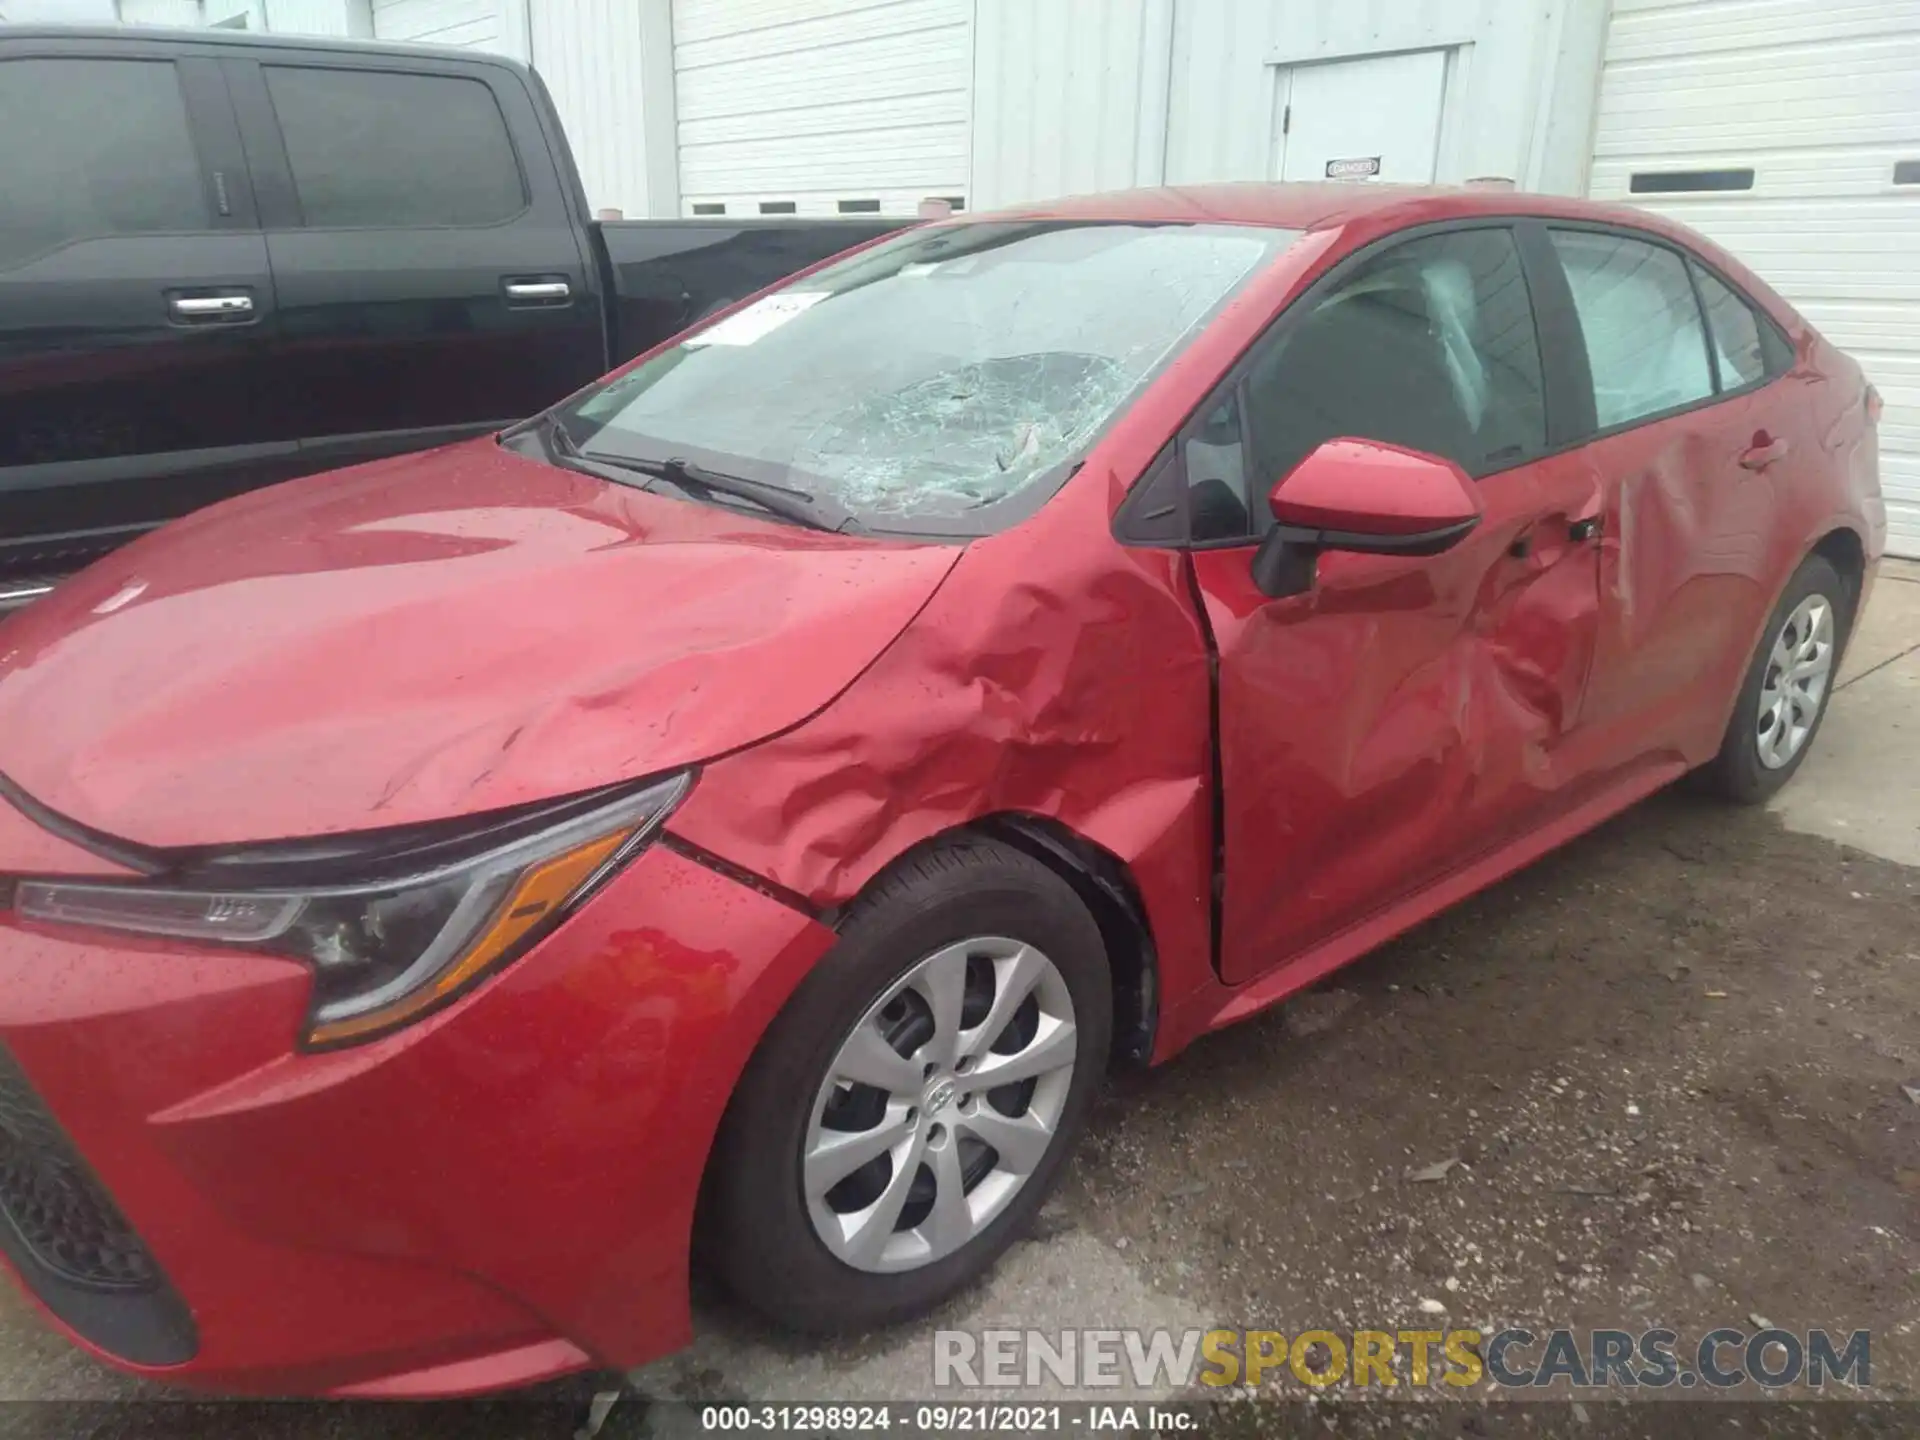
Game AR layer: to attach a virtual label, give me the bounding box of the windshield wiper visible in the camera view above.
[500,410,584,459]
[504,415,855,533]
[576,450,858,534]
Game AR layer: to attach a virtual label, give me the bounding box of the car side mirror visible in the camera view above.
[1250,438,1484,598]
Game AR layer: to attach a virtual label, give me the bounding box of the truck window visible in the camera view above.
[262,66,526,229]
[0,58,208,269]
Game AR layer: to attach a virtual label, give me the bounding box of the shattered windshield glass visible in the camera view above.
[562,220,1300,531]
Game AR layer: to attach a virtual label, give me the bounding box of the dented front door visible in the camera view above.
[1191,448,1605,985]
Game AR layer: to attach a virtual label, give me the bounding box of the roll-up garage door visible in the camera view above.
[1587,0,1920,557]
[671,0,971,218]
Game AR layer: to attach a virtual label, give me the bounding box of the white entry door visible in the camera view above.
[1275,50,1449,185]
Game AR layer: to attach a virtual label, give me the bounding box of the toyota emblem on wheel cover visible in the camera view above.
[924,1078,958,1116]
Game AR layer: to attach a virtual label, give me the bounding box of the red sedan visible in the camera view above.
[0,185,1885,1396]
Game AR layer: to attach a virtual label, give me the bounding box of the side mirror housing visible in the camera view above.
[1251,439,1484,598]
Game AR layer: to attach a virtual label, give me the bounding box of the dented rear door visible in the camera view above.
[1535,224,1806,766]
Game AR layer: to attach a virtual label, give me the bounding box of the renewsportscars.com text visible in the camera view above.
[933,1326,1871,1391]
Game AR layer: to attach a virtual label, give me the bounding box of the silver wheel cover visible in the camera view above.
[1757,593,1835,770]
[802,937,1077,1273]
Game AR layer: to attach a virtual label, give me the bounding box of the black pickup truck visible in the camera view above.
[0,25,907,605]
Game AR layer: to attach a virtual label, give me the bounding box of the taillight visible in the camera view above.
[1865,385,1883,424]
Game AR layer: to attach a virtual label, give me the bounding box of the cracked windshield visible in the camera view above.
[564,221,1300,529]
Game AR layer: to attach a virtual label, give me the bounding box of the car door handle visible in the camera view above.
[504,279,572,306]
[167,292,254,323]
[1739,436,1791,471]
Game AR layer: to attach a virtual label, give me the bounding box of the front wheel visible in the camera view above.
[706,838,1112,1334]
[1700,553,1849,804]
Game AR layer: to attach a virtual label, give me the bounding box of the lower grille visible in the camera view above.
[0,1045,196,1364]
[0,1051,157,1291]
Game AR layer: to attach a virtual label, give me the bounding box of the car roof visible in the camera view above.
[966,181,1803,326]
[0,22,520,67]
[980,181,1694,240]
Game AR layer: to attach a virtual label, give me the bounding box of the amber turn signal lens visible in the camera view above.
[305,828,632,1046]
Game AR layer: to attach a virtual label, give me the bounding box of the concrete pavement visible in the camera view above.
[1772,557,1920,865]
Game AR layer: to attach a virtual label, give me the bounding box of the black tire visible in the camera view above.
[706,836,1112,1334]
[1699,553,1850,804]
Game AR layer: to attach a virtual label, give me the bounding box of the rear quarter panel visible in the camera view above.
[1663,223,1883,568]
[1797,334,1887,567]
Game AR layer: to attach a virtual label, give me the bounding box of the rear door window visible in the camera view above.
[1548,230,1713,429]
[262,66,525,228]
[0,57,209,268]
[1690,261,1783,391]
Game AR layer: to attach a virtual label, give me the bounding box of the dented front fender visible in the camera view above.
[665,470,1221,1051]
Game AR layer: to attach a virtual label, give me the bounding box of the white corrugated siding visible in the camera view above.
[531,0,653,215]
[261,0,359,34]
[117,0,206,25]
[970,0,1170,209]
[671,0,971,216]
[372,0,499,50]
[1588,0,1920,558]
[126,0,364,36]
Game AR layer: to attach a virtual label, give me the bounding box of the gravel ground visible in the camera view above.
[632,786,1918,1439]
[1063,784,1918,1401]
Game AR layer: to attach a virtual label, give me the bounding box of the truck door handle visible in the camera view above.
[167,292,254,323]
[1739,435,1791,471]
[504,279,572,306]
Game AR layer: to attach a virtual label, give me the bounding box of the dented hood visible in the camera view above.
[0,441,960,850]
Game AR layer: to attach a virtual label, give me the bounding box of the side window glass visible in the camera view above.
[1219,228,1545,539]
[1186,393,1253,542]
[1550,230,1713,428]
[0,58,208,270]
[263,66,526,228]
[1690,261,1771,391]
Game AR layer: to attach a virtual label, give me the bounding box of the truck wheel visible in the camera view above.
[1700,554,1849,804]
[707,837,1111,1333]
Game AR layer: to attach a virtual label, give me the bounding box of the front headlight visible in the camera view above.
[15,773,691,1048]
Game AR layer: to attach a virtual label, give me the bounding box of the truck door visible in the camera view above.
[0,38,281,582]
[222,48,606,473]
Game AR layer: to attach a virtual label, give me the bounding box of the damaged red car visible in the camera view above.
[0,185,1886,1396]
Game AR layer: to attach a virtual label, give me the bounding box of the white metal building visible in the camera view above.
[99,0,1920,555]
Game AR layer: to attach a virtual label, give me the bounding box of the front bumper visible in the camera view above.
[0,839,835,1396]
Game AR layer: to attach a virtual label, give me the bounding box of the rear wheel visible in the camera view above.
[707,838,1111,1333]
[1700,554,1848,803]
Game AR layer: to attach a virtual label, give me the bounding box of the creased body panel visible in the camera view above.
[1190,452,1605,986]
[0,441,959,848]
[666,471,1219,1037]
[1576,362,1860,768]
